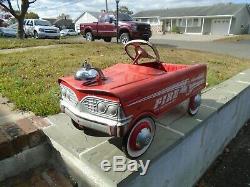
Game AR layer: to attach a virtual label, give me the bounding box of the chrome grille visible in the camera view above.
[45,29,57,33]
[137,25,151,32]
[82,97,98,113]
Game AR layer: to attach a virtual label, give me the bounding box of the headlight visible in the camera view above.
[107,105,118,116]
[39,28,45,32]
[97,102,107,113]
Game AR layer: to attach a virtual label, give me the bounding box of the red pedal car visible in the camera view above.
[59,40,207,158]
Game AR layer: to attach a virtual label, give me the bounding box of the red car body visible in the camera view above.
[59,62,207,137]
[58,40,207,158]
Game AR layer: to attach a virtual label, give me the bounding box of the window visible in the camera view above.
[141,18,149,23]
[176,19,186,27]
[193,18,201,27]
[34,20,51,26]
[99,15,106,23]
[187,19,192,27]
[149,18,158,25]
[186,18,202,27]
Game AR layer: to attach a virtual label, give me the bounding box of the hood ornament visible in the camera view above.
[75,60,106,85]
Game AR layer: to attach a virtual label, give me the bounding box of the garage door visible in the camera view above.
[211,19,230,35]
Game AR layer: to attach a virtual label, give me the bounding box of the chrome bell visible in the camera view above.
[75,60,98,80]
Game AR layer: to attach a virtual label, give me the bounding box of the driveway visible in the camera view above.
[150,37,250,59]
[151,33,231,41]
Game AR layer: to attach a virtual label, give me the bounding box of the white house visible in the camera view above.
[74,11,101,33]
[133,3,250,35]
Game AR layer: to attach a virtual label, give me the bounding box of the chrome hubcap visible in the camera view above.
[86,33,91,41]
[136,128,152,149]
[121,36,128,44]
[193,94,201,108]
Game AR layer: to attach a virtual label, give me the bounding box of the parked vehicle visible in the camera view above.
[58,40,207,158]
[24,19,60,39]
[80,13,152,44]
[0,27,17,37]
[60,29,77,37]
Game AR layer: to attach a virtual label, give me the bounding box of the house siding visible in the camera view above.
[231,6,250,34]
[186,26,202,34]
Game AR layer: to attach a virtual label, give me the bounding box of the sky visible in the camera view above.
[28,0,249,20]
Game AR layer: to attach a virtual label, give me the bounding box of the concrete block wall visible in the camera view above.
[121,70,250,187]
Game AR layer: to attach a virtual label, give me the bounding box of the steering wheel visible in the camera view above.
[125,40,160,64]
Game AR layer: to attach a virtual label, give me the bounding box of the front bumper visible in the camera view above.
[131,31,152,40]
[38,32,60,38]
[60,100,132,137]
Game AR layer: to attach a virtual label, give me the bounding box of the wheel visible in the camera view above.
[34,31,39,39]
[188,93,202,116]
[120,33,130,45]
[123,117,156,158]
[104,37,112,42]
[85,32,94,42]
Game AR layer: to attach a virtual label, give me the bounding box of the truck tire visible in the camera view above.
[120,33,130,45]
[85,32,94,42]
[104,37,112,42]
[34,31,39,39]
[144,37,149,41]
[122,117,156,158]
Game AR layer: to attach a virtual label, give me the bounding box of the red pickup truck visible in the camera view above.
[80,13,152,44]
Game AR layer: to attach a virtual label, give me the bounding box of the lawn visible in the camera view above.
[0,36,84,49]
[0,42,250,116]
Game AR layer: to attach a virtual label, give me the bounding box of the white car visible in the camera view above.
[0,27,17,37]
[60,29,77,37]
[24,19,60,39]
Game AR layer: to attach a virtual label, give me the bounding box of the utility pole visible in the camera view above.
[116,0,120,43]
[105,0,108,12]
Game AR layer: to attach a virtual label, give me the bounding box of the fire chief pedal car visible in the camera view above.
[59,40,207,158]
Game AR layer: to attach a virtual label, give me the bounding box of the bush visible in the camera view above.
[171,26,180,34]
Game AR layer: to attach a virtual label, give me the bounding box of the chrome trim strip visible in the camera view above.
[61,100,132,127]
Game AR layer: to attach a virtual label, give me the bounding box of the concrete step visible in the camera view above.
[0,166,73,187]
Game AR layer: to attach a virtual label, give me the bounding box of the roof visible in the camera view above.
[74,11,101,23]
[43,18,57,24]
[133,3,247,18]
[54,18,73,26]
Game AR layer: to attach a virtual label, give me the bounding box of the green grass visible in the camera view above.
[0,42,250,116]
[0,36,84,49]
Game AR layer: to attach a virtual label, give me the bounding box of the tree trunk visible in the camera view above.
[17,18,25,39]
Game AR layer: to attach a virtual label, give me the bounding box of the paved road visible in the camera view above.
[150,39,250,59]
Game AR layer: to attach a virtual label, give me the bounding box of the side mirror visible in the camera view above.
[109,18,113,24]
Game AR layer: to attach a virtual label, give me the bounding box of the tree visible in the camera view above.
[25,11,39,19]
[0,0,37,39]
[118,6,133,15]
[57,13,70,20]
